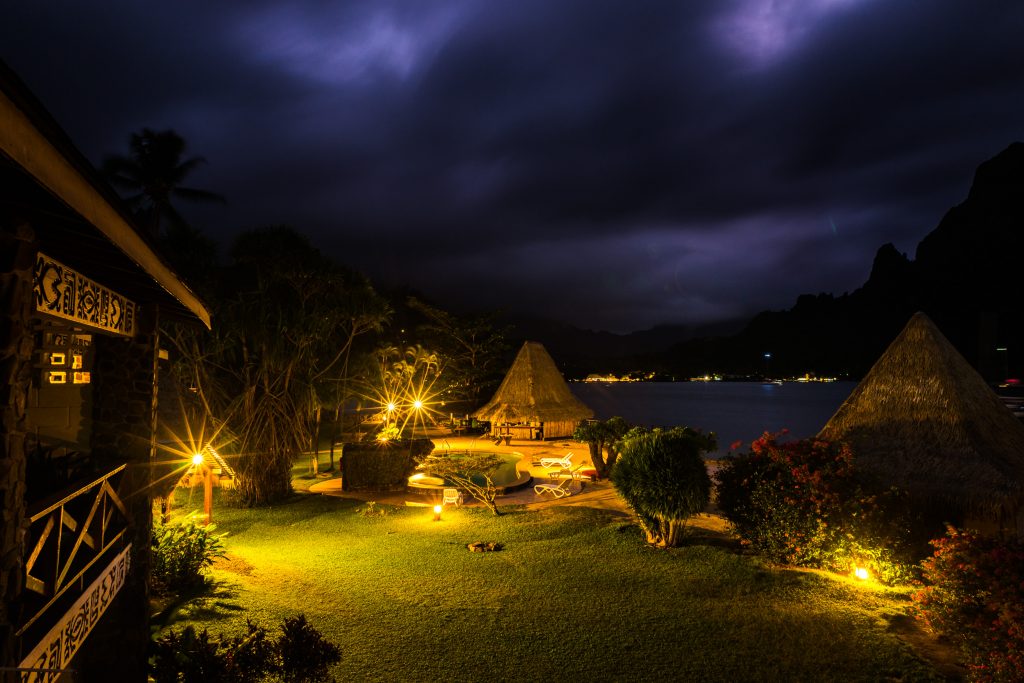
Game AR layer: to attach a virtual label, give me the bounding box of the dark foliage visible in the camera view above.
[277,614,343,683]
[150,615,340,682]
[913,527,1024,682]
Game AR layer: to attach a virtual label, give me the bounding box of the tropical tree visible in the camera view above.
[103,128,225,238]
[572,416,633,479]
[362,344,443,441]
[165,226,391,505]
[406,297,508,408]
[610,427,716,548]
[419,452,505,515]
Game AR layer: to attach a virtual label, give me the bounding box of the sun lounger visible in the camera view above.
[534,477,575,498]
[442,488,463,506]
[539,452,573,469]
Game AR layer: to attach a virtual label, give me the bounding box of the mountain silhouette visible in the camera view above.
[649,142,1024,380]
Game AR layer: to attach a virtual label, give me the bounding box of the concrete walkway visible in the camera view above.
[304,432,732,536]
[307,433,628,512]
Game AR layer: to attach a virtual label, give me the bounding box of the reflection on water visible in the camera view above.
[569,381,856,456]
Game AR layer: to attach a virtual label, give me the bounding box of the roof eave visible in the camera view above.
[0,74,211,329]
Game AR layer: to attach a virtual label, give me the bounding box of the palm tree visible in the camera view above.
[103,128,225,239]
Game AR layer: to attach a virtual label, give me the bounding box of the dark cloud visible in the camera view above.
[4,0,1023,331]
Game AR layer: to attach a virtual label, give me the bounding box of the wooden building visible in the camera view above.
[473,341,593,441]
[0,61,210,680]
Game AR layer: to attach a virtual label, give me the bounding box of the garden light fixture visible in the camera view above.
[433,505,442,522]
[853,566,869,581]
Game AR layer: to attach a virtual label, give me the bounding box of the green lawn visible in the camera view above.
[159,493,941,682]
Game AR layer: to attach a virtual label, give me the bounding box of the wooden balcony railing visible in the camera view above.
[17,464,129,637]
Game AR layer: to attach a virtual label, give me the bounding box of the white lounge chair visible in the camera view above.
[442,488,463,506]
[539,452,573,469]
[534,477,575,498]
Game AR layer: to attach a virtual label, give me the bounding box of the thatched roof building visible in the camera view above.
[819,312,1024,534]
[473,341,593,439]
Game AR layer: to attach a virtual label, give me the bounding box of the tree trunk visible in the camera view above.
[589,441,607,478]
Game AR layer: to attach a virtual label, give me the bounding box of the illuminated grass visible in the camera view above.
[161,495,939,682]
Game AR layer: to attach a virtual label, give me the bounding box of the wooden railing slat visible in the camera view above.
[28,463,126,522]
[25,575,47,595]
[25,516,55,573]
[55,484,104,590]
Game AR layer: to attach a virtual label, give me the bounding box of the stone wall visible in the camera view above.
[0,221,36,678]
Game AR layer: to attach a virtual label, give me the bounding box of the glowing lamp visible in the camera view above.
[413,400,423,410]
[192,453,205,466]
[387,402,396,412]
[433,505,442,522]
[854,567,869,581]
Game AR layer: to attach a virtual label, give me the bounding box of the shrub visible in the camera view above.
[610,427,715,547]
[912,527,1024,682]
[152,515,227,593]
[278,614,342,682]
[150,621,275,683]
[150,615,340,683]
[357,501,388,517]
[715,433,913,583]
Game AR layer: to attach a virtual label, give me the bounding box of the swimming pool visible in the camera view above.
[407,451,532,495]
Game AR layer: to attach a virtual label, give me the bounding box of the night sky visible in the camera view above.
[3,2,1023,332]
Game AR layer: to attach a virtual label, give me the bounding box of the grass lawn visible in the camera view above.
[158,491,942,682]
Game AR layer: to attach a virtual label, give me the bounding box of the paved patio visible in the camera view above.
[303,431,731,535]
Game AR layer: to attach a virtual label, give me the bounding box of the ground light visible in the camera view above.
[854,566,870,581]
[433,505,442,522]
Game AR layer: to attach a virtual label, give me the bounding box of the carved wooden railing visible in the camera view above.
[17,464,129,637]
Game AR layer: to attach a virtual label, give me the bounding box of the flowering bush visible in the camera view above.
[715,432,913,583]
[912,527,1024,682]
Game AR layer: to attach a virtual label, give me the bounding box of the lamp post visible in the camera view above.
[192,452,213,526]
[763,352,772,379]
[996,347,1008,384]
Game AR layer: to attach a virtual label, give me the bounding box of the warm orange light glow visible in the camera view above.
[413,399,423,410]
[433,505,442,514]
[192,453,205,466]
[433,504,442,522]
[387,402,396,412]
[854,567,869,581]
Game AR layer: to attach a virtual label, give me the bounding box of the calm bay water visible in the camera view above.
[569,381,856,456]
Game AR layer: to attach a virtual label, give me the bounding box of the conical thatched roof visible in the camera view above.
[473,342,594,424]
[819,312,1024,514]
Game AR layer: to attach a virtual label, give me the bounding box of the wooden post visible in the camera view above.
[203,466,213,526]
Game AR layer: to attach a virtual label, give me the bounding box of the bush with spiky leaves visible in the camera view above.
[611,427,715,547]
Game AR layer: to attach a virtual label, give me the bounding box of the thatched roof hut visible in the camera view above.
[819,312,1024,534]
[473,341,593,439]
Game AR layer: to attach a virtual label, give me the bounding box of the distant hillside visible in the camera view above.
[650,142,1024,380]
[502,314,745,377]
